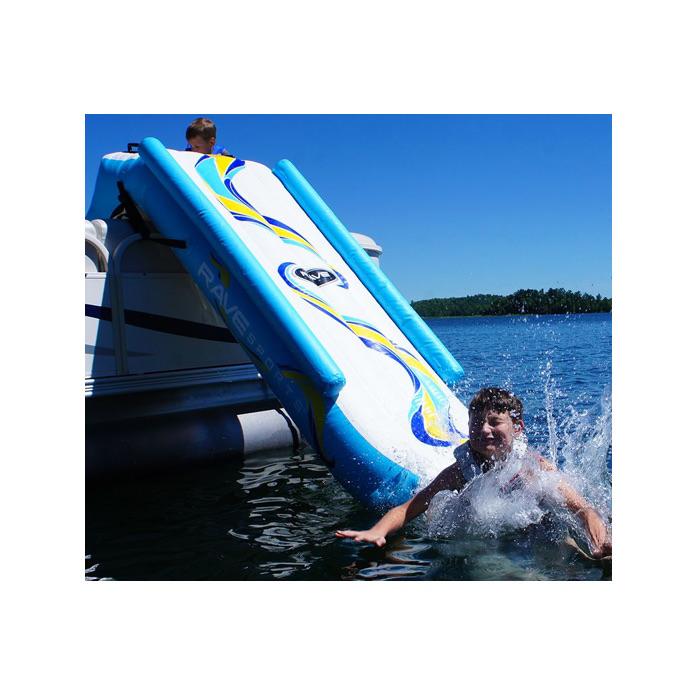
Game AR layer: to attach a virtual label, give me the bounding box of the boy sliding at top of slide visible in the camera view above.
[336,387,612,558]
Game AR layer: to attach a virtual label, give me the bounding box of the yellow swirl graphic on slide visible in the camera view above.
[194,155,324,257]
[278,262,465,448]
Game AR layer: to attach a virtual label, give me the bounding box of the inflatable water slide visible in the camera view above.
[87,138,470,509]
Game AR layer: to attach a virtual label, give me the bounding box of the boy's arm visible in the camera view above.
[335,464,464,547]
[537,456,612,558]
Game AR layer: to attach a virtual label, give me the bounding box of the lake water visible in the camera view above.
[86,313,612,581]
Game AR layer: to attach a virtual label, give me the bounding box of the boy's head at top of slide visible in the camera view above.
[186,117,218,155]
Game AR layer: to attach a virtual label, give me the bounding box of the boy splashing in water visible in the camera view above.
[336,387,611,559]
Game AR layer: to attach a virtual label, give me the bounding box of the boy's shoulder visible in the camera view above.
[534,453,557,472]
[521,447,557,473]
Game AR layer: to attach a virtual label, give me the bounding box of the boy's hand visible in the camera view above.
[591,535,612,559]
[335,529,387,547]
[581,508,611,558]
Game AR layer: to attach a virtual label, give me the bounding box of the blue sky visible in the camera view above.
[85,114,611,301]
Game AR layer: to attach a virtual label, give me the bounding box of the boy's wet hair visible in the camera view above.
[469,387,523,421]
[186,117,217,141]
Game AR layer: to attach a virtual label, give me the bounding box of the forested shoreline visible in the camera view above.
[410,288,612,317]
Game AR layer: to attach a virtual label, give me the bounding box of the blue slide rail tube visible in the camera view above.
[138,137,345,400]
[273,159,465,386]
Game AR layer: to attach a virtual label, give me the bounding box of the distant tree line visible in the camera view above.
[410,288,612,317]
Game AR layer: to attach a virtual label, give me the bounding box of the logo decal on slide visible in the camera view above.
[293,267,337,287]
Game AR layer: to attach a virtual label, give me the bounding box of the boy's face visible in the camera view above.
[187,135,216,154]
[469,409,523,460]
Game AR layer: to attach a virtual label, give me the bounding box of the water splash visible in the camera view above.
[555,388,612,521]
[542,355,563,464]
[426,439,564,540]
[425,389,612,547]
